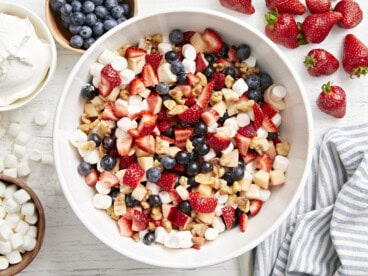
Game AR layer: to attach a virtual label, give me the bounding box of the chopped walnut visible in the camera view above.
[210,91,223,105]
[237,100,254,112]
[151,206,163,221]
[79,141,96,151]
[195,173,215,185]
[276,142,291,156]
[117,44,131,57]
[225,75,235,88]
[163,99,177,110]
[119,89,130,101]
[196,72,207,86]
[106,206,119,221]
[168,105,188,115]
[169,90,185,105]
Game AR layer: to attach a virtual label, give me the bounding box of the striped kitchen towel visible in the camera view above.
[253,123,368,276]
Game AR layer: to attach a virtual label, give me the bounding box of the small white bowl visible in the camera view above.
[0,2,57,112]
[53,9,313,268]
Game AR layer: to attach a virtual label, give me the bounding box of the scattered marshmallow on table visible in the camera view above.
[34,110,50,126]
[7,123,21,138]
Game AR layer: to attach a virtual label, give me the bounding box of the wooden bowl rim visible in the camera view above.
[0,174,45,276]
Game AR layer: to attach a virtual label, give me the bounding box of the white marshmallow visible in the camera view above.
[41,153,54,166]
[157,63,177,84]
[92,76,100,88]
[128,95,143,106]
[21,235,36,251]
[95,181,111,195]
[214,192,228,205]
[203,148,216,162]
[236,113,250,127]
[256,127,268,139]
[13,144,26,158]
[248,109,254,121]
[204,227,219,241]
[0,256,9,270]
[245,162,255,174]
[259,189,271,201]
[232,78,248,96]
[6,250,22,264]
[119,69,135,86]
[140,99,149,110]
[182,44,197,60]
[4,185,17,199]
[4,154,17,169]
[7,123,21,137]
[154,226,168,244]
[89,62,104,77]
[244,55,256,67]
[92,194,112,209]
[271,113,282,127]
[212,216,226,233]
[69,129,88,147]
[221,142,234,155]
[21,202,35,217]
[14,131,30,145]
[182,58,196,73]
[158,42,173,54]
[0,241,11,255]
[215,204,223,216]
[270,85,287,102]
[158,191,172,204]
[111,56,128,71]
[176,231,193,248]
[164,230,192,248]
[14,220,29,235]
[6,213,21,228]
[273,155,289,172]
[98,49,116,65]
[26,226,37,238]
[17,161,31,177]
[127,104,143,115]
[0,224,13,241]
[224,117,238,128]
[145,182,161,195]
[0,182,5,197]
[25,213,38,225]
[4,198,20,213]
[138,229,149,240]
[115,128,131,139]
[175,185,189,201]
[34,110,50,126]
[13,189,31,205]
[10,233,24,250]
[117,115,136,131]
[0,219,5,226]
[207,122,218,133]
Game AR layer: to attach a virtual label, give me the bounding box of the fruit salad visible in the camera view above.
[69,27,290,249]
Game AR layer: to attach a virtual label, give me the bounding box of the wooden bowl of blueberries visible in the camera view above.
[45,0,137,54]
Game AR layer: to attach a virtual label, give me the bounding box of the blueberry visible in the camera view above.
[247,88,263,102]
[155,82,169,95]
[187,176,197,187]
[164,50,178,63]
[267,132,279,140]
[175,151,190,165]
[194,121,207,135]
[203,66,214,79]
[217,43,229,57]
[192,136,205,146]
[88,133,101,147]
[259,72,273,91]
[177,72,187,84]
[125,194,140,207]
[109,188,120,204]
[143,231,155,246]
[148,194,161,207]
[85,13,97,26]
[237,44,251,60]
[178,200,192,215]
[116,16,127,24]
[104,0,118,10]
[60,3,72,15]
[196,143,210,156]
[51,0,66,12]
[110,5,124,19]
[231,166,245,181]
[170,60,184,74]
[70,35,84,48]
[223,67,236,78]
[223,171,234,186]
[161,155,176,170]
[70,11,85,25]
[83,1,95,13]
[205,54,216,64]
[246,74,260,90]
[102,136,115,150]
[100,154,117,171]
[95,5,108,18]
[103,19,117,31]
[83,37,95,49]
[77,162,92,176]
[69,24,82,35]
[186,161,200,176]
[79,26,92,38]
[91,0,103,5]
[61,13,71,25]
[238,159,245,168]
[201,161,213,173]
[92,21,104,36]
[146,167,161,183]
[162,127,174,138]
[169,29,184,44]
[71,0,82,11]
[121,3,130,16]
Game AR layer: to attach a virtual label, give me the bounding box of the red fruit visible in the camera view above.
[195,52,209,73]
[304,49,339,77]
[85,169,99,186]
[99,64,121,93]
[145,53,163,72]
[142,63,159,87]
[178,104,203,124]
[235,133,251,157]
[156,173,177,192]
[99,171,119,188]
[147,92,162,114]
[132,209,149,231]
[214,57,233,68]
[98,80,113,98]
[206,133,231,152]
[135,135,156,154]
[157,121,171,132]
[127,128,140,138]
[301,11,343,44]
[125,46,147,58]
[222,206,235,229]
[237,124,256,138]
[260,102,278,119]
[262,116,278,133]
[252,103,264,130]
[334,0,363,29]
[186,72,200,87]
[266,0,306,15]
[116,137,133,156]
[306,0,331,14]
[170,209,192,230]
[255,154,272,172]
[137,112,157,136]
[128,78,146,95]
[188,192,218,213]
[243,150,258,164]
[185,97,197,107]
[227,46,238,62]
[119,155,136,169]
[180,31,195,46]
[102,102,119,121]
[172,85,192,98]
[174,128,194,144]
[113,101,128,117]
[219,0,255,15]
[249,199,263,216]
[316,82,346,118]
[212,72,226,90]
[342,34,368,77]
[264,11,301,49]
[201,109,220,126]
[197,81,214,109]
[117,217,133,237]
[159,135,175,144]
[123,163,145,188]
[202,28,224,55]
[239,212,248,232]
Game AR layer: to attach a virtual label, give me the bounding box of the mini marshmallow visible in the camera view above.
[164,231,190,249]
[247,109,254,121]
[26,226,37,238]
[273,155,289,172]
[224,117,238,128]
[182,58,196,73]
[89,62,104,77]
[215,204,223,216]
[13,144,26,157]
[128,95,143,106]
[158,42,172,54]
[15,220,29,235]
[154,226,168,244]
[236,113,250,127]
[245,162,255,174]
[0,219,5,226]
[4,154,17,169]
[6,213,21,228]
[145,182,160,195]
[175,185,189,201]
[21,235,36,251]
[256,127,268,139]
[92,194,112,209]
[117,116,136,131]
[203,148,216,162]
[24,213,38,225]
[271,113,282,127]
[10,233,24,250]
[270,85,287,102]
[98,49,116,65]
[114,128,130,139]
[13,189,31,205]
[69,129,88,148]
[4,198,21,213]
[212,216,226,233]
[4,185,17,199]
[9,110,23,123]
[0,224,13,241]
[21,202,35,217]
[7,123,21,137]
[207,122,218,133]
[232,78,248,95]
[158,191,172,204]
[111,56,128,71]
[127,104,143,115]
[119,69,135,85]
[34,110,50,126]
[204,227,219,241]
[175,231,193,248]
[182,44,196,60]
[0,256,9,270]
[214,192,228,205]
[244,55,256,67]
[14,131,30,145]
[41,153,54,166]
[6,250,22,265]
[95,181,111,195]
[0,182,6,196]
[259,189,271,201]
[221,142,234,155]
[0,241,11,255]
[16,161,31,177]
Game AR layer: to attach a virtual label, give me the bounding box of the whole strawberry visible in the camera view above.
[306,0,331,14]
[334,0,363,29]
[301,11,342,43]
[304,49,339,76]
[265,0,306,15]
[317,82,346,118]
[264,11,300,49]
[342,34,368,77]
[219,0,255,14]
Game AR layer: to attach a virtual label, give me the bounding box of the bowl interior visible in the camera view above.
[0,174,45,276]
[53,9,313,268]
[0,2,57,112]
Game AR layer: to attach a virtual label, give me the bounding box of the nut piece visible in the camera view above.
[210,91,223,105]
[276,142,291,156]
[225,75,235,89]
[168,105,188,115]
[237,100,254,112]
[169,90,185,105]
[195,173,215,185]
[186,140,194,153]
[163,99,177,110]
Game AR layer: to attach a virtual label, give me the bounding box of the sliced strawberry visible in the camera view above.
[156,173,177,192]
[142,63,159,87]
[123,206,142,220]
[195,52,209,73]
[249,199,263,216]
[117,217,133,237]
[100,64,121,87]
[113,101,128,118]
[252,103,265,130]
[188,192,218,213]
[201,109,220,126]
[137,112,157,136]
[123,163,145,188]
[159,135,175,144]
[169,190,182,205]
[227,45,238,62]
[222,206,235,229]
[147,92,162,114]
[243,150,258,164]
[119,155,137,169]
[260,102,278,119]
[255,154,272,172]
[127,128,140,138]
[214,57,233,68]
[128,77,146,95]
[125,46,147,58]
[192,243,202,250]
[186,72,200,86]
[197,81,214,109]
[102,102,119,121]
[170,209,192,230]
[185,97,197,107]
[235,133,251,157]
[237,124,256,138]
[239,212,248,232]
[174,128,194,143]
[212,72,225,90]
[99,171,119,187]
[145,53,163,72]
[202,28,223,55]
[157,121,172,132]
[178,104,203,124]
[178,31,196,46]
[98,78,113,97]
[135,135,155,154]
[262,116,278,133]
[206,133,231,152]
[85,169,99,186]
[116,137,133,156]
[173,85,192,98]
[132,209,149,231]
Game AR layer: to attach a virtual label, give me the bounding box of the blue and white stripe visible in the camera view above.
[253,123,368,276]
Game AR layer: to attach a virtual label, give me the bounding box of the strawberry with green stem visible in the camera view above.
[304,49,339,77]
[316,82,346,118]
[342,34,368,78]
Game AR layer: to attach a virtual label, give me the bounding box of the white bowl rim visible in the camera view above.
[53,8,314,268]
[0,1,57,112]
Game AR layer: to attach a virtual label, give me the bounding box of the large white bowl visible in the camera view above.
[53,9,313,268]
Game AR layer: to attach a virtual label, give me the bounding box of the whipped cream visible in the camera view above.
[0,13,51,106]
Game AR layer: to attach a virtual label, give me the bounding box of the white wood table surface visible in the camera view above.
[1,0,367,275]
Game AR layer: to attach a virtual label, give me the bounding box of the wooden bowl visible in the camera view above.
[0,174,45,275]
[45,0,138,54]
